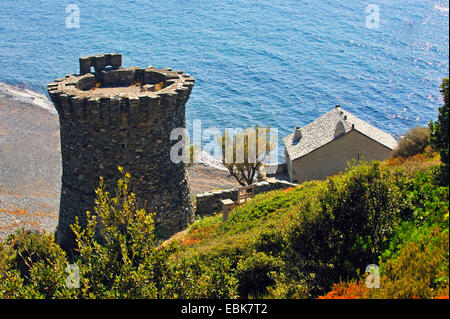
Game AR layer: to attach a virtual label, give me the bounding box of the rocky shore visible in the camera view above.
[0,93,238,240]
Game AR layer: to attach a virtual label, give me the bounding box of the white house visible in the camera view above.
[283,105,397,183]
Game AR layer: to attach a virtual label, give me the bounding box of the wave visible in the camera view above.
[0,82,56,115]
[197,150,228,171]
[433,4,449,12]
[196,149,281,172]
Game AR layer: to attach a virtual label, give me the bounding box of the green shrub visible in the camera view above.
[402,170,449,227]
[371,227,449,299]
[392,127,430,158]
[380,168,448,267]
[2,157,444,300]
[235,251,284,298]
[429,77,449,186]
[182,160,447,298]
[0,168,239,299]
[69,167,239,298]
[0,229,72,298]
[254,229,286,256]
[281,161,404,296]
[265,272,310,299]
[69,168,160,298]
[181,158,448,299]
[155,252,239,299]
[194,256,239,298]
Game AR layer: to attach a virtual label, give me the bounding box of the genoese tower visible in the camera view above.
[47,53,195,252]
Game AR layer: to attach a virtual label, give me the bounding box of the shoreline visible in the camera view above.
[0,81,57,115]
[0,91,238,240]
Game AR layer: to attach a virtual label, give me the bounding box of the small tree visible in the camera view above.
[391,126,430,158]
[429,77,449,185]
[70,167,160,298]
[70,167,239,298]
[0,169,239,299]
[217,125,277,186]
[0,229,73,299]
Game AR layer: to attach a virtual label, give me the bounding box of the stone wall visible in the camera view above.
[79,53,122,74]
[195,180,298,216]
[47,54,195,252]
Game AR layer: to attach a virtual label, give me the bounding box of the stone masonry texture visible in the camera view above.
[47,53,195,253]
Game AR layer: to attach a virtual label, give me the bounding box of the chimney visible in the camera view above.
[293,126,302,143]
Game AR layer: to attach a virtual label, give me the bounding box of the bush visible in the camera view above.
[429,77,449,185]
[392,127,430,158]
[319,225,450,299]
[69,168,162,298]
[2,160,440,299]
[320,165,449,299]
[69,167,239,298]
[402,170,449,227]
[0,168,239,299]
[0,229,72,298]
[235,251,284,298]
[317,279,369,299]
[181,159,447,299]
[281,161,404,296]
[383,152,440,176]
[370,227,449,299]
[265,272,310,299]
[158,253,239,299]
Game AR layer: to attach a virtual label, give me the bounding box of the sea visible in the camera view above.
[0,0,448,164]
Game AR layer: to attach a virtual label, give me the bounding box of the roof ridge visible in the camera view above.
[283,105,398,161]
[334,107,354,133]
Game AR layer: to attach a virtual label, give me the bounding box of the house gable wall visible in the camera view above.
[290,130,392,183]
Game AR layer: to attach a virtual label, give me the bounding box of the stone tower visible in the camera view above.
[47,53,195,252]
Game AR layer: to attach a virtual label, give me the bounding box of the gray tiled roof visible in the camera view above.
[283,106,397,161]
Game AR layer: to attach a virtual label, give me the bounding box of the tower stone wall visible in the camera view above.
[47,53,195,252]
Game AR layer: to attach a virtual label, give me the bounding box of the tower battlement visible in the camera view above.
[79,53,122,74]
[47,54,195,252]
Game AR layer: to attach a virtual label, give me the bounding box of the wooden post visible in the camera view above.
[221,199,235,222]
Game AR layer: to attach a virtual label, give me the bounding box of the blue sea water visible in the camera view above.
[0,0,448,161]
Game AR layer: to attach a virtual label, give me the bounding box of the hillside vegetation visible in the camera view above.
[177,154,448,298]
[0,78,448,299]
[1,153,447,299]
